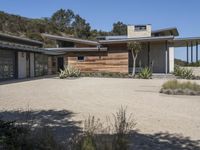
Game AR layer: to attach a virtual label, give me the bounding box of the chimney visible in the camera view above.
[127,24,152,38]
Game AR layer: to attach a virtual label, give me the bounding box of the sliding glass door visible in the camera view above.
[0,49,16,80]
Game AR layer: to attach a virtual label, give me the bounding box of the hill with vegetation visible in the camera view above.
[0,9,127,47]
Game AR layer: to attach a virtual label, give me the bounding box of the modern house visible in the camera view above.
[0,24,200,81]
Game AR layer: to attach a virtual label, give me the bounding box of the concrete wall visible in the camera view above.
[127,25,151,38]
[18,52,26,78]
[169,47,174,73]
[30,53,34,77]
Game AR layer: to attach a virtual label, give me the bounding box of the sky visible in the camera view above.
[0,0,200,61]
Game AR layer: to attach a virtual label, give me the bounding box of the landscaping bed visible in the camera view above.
[160,80,200,96]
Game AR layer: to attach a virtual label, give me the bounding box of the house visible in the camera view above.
[43,24,200,74]
[0,24,199,81]
[0,33,56,81]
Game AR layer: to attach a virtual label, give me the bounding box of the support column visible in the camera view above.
[165,41,168,74]
[196,41,199,62]
[187,42,189,64]
[191,42,193,63]
[147,42,150,67]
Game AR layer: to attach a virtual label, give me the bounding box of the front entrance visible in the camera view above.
[57,57,64,72]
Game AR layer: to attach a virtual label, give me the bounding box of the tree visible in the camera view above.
[51,9,75,32]
[72,15,91,39]
[112,21,127,35]
[127,41,142,76]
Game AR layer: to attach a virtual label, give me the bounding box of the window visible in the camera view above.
[77,56,85,61]
[135,25,147,31]
[35,54,48,77]
[0,50,15,80]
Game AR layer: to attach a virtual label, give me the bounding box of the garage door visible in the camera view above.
[0,49,16,80]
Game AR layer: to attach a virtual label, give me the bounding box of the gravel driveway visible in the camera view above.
[0,77,200,141]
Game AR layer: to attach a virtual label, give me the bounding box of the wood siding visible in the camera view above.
[67,44,128,73]
[67,52,128,73]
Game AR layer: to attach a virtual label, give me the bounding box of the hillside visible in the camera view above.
[0,10,127,47]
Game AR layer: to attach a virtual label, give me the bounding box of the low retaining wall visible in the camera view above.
[182,67,200,76]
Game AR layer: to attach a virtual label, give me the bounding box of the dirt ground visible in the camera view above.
[0,77,200,141]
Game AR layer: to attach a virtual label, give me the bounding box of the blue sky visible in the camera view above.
[0,0,200,60]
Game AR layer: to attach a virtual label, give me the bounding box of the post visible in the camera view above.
[187,42,189,64]
[196,41,199,62]
[147,42,150,67]
[165,41,168,74]
[191,42,193,63]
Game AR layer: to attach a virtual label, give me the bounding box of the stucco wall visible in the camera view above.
[169,47,174,73]
[18,52,26,78]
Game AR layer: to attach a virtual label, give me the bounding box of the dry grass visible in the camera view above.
[162,80,200,91]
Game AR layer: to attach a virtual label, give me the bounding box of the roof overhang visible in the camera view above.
[152,27,179,36]
[44,47,107,55]
[0,33,43,47]
[99,36,174,44]
[0,40,44,53]
[43,33,99,46]
[170,37,200,47]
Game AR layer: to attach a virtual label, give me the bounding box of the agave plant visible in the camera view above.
[138,67,152,79]
[59,65,80,79]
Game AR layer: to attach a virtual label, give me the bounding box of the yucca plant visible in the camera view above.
[138,67,152,79]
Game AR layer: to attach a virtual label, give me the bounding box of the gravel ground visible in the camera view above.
[0,77,200,141]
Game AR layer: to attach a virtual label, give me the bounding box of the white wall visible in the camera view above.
[30,53,34,77]
[18,52,26,78]
[169,47,174,73]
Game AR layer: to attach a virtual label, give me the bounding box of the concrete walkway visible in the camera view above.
[0,77,200,140]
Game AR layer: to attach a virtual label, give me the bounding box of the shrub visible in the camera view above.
[160,80,200,95]
[111,107,136,150]
[174,65,193,79]
[80,72,130,78]
[59,65,80,79]
[138,67,152,79]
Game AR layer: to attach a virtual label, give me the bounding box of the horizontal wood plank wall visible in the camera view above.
[67,43,129,73]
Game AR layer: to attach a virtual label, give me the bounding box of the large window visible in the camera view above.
[35,54,48,77]
[0,50,16,80]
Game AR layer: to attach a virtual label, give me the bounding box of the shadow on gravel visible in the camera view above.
[0,109,200,150]
[0,109,81,143]
[129,132,200,150]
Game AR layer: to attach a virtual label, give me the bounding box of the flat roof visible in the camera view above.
[170,37,200,47]
[0,33,43,47]
[99,36,174,44]
[43,33,99,46]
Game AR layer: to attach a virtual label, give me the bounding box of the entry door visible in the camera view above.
[57,57,64,72]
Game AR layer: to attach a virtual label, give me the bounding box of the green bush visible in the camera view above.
[138,67,152,79]
[174,65,193,79]
[59,65,81,79]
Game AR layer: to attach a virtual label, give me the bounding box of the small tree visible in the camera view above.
[127,41,142,76]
